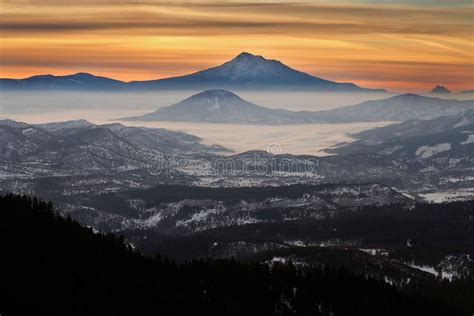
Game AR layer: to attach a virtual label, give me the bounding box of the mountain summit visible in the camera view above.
[121,89,318,124]
[130,52,383,91]
[430,85,451,94]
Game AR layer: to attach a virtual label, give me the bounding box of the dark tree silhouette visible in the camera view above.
[0,194,470,316]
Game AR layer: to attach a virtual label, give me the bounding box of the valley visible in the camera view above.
[1,106,473,286]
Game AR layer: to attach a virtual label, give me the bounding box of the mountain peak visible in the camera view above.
[233,52,267,61]
[398,93,425,99]
[122,89,290,123]
[35,119,95,131]
[176,89,246,111]
[430,85,451,94]
[71,72,96,78]
[236,51,255,58]
[192,89,240,99]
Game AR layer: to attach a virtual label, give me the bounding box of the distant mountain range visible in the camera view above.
[0,73,126,91]
[0,119,227,178]
[314,93,474,122]
[0,52,384,92]
[122,90,474,124]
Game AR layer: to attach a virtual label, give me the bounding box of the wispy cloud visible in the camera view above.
[0,0,472,91]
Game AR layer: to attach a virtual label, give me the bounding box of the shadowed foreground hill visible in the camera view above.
[0,194,469,316]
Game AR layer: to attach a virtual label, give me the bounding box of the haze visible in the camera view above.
[0,90,404,155]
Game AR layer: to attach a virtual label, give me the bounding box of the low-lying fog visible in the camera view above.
[2,89,457,155]
[0,90,396,113]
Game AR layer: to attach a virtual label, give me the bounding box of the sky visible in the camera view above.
[0,0,473,92]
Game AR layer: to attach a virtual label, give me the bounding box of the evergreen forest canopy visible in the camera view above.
[0,194,473,316]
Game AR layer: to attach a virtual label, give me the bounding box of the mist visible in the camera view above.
[0,90,470,155]
[0,90,397,114]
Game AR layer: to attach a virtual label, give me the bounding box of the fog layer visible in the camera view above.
[0,90,448,155]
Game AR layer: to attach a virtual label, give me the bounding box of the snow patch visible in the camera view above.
[407,262,455,281]
[176,208,220,227]
[359,248,388,256]
[270,257,288,264]
[420,189,474,203]
[461,134,474,145]
[415,143,451,159]
[378,145,403,155]
[454,117,472,128]
[442,176,474,183]
[408,263,438,277]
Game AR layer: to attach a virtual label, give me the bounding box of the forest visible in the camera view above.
[0,193,472,315]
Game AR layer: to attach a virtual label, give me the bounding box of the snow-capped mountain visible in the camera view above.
[0,52,384,92]
[129,52,382,91]
[122,89,316,124]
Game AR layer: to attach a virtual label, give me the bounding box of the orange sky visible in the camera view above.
[0,0,473,92]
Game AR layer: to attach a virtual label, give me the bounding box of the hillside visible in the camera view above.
[1,194,467,315]
[122,89,314,124]
[316,94,474,122]
[328,110,474,159]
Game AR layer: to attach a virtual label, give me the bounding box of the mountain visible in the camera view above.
[124,90,474,124]
[0,119,227,178]
[122,89,318,124]
[129,52,384,92]
[0,52,384,92]
[430,85,451,94]
[0,72,127,90]
[327,111,474,161]
[315,94,474,122]
[460,89,474,94]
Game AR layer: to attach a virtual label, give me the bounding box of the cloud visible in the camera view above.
[0,0,472,91]
[0,2,472,36]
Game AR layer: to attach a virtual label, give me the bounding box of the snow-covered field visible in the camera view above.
[420,189,474,203]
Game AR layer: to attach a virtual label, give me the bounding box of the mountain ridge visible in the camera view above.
[122,90,474,124]
[327,110,474,159]
[0,72,127,90]
[0,52,385,92]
